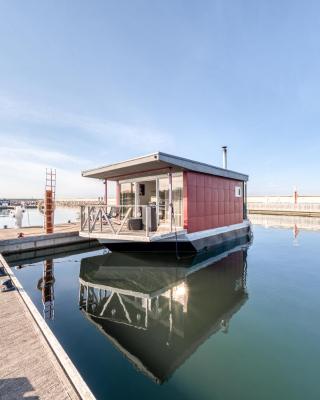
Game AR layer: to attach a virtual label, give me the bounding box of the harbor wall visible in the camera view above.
[248,196,320,216]
[0,231,94,255]
[248,195,320,204]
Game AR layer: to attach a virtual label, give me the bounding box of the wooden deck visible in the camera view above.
[80,226,187,243]
[0,290,79,400]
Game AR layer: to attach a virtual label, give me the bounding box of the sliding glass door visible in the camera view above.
[158,173,183,227]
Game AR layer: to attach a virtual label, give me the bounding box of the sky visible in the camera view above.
[0,0,319,198]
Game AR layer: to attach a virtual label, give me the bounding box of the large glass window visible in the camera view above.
[159,173,183,227]
[120,173,183,228]
[172,174,183,227]
[120,183,135,217]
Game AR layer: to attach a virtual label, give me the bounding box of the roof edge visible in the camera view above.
[158,152,248,181]
[81,152,160,177]
[81,151,249,181]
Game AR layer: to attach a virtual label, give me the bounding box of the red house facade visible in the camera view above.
[80,152,249,252]
[183,172,244,233]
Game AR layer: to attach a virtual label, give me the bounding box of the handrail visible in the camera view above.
[80,204,155,237]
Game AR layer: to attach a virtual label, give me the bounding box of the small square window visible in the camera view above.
[235,186,242,197]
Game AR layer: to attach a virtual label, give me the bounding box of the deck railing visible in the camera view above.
[80,204,157,237]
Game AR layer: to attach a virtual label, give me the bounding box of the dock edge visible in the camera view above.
[0,253,96,400]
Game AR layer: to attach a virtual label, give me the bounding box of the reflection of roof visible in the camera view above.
[80,266,185,296]
[80,239,249,296]
[80,252,188,295]
[81,151,248,181]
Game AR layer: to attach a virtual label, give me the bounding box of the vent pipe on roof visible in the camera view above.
[222,146,228,169]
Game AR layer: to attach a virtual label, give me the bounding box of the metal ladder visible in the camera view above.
[44,169,56,233]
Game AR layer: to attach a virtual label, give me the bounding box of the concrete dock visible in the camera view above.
[0,223,96,255]
[0,227,97,399]
[0,223,80,241]
[0,289,79,400]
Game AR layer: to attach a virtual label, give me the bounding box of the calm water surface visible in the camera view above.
[10,224,320,400]
[0,207,79,229]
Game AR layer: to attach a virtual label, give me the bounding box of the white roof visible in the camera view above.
[82,151,248,181]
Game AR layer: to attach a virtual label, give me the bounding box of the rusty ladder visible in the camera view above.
[44,168,56,234]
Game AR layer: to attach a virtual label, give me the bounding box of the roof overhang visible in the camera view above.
[81,152,248,182]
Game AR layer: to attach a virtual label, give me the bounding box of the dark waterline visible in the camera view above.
[11,226,320,400]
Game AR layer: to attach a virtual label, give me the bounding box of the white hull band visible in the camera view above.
[80,221,252,252]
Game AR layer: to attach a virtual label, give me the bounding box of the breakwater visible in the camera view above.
[248,196,320,217]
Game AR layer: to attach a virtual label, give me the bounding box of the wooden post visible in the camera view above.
[156,178,159,225]
[134,182,139,217]
[168,170,173,232]
[104,180,108,205]
[116,181,121,206]
[294,188,298,206]
[145,206,149,237]
[243,182,247,220]
[45,189,53,234]
[44,169,56,233]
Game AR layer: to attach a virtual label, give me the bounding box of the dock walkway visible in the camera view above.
[0,223,80,241]
[0,290,79,400]
[0,224,96,255]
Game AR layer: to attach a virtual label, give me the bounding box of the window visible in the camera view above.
[158,173,183,227]
[235,186,242,197]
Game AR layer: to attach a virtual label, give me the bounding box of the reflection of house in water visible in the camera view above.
[79,240,249,384]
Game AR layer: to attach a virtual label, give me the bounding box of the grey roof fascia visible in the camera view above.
[81,151,249,181]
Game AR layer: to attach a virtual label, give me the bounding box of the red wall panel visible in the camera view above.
[183,171,244,233]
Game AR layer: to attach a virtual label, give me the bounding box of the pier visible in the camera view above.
[0,223,96,255]
[0,253,96,400]
[0,220,98,399]
[0,290,79,399]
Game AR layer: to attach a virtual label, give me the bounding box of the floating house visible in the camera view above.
[79,241,249,383]
[80,151,251,252]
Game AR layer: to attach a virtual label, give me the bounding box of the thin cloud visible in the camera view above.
[0,141,102,198]
[0,95,175,197]
[0,95,174,152]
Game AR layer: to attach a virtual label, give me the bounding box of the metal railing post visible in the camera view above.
[168,171,173,232]
[146,205,149,237]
